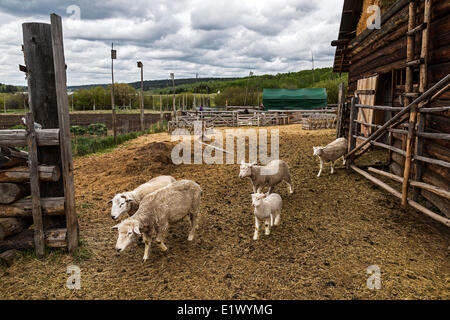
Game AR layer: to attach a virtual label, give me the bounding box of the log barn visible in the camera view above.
[332,0,450,223]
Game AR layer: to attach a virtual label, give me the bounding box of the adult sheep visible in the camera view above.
[112,180,202,262]
[239,159,293,195]
[313,137,348,177]
[109,175,176,220]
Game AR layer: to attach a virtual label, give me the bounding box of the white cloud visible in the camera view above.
[0,0,344,86]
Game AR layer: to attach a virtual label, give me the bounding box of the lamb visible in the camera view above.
[313,137,348,177]
[109,175,176,220]
[251,192,282,240]
[112,179,202,262]
[239,159,293,195]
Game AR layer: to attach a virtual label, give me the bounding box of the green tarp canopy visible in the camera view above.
[262,88,327,110]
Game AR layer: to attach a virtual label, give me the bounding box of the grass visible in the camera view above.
[71,239,92,262]
[72,121,167,157]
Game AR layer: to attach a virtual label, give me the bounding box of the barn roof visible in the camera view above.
[331,0,363,73]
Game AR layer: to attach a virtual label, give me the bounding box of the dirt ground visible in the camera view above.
[1,125,449,299]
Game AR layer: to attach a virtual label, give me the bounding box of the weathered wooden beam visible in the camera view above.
[26,112,45,257]
[0,249,16,266]
[355,135,406,156]
[0,129,60,147]
[0,165,60,183]
[331,39,350,46]
[368,167,450,200]
[417,132,450,140]
[351,165,450,227]
[0,218,31,241]
[419,0,432,93]
[355,104,403,111]
[414,155,450,168]
[0,146,28,169]
[406,22,427,36]
[0,183,28,204]
[0,228,67,252]
[50,14,79,253]
[419,106,450,113]
[0,197,65,218]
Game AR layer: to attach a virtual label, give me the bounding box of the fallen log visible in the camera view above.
[0,218,31,241]
[0,228,67,252]
[0,183,29,204]
[0,197,65,217]
[0,129,60,147]
[0,146,28,169]
[0,249,17,266]
[0,165,60,183]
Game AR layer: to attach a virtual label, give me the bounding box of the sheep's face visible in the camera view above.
[110,193,132,220]
[251,193,266,207]
[112,219,141,252]
[239,161,256,178]
[313,147,324,157]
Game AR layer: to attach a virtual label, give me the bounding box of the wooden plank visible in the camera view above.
[0,146,27,169]
[0,183,28,204]
[0,218,30,241]
[22,22,64,200]
[0,228,67,252]
[50,13,79,253]
[413,111,426,201]
[25,112,45,257]
[351,165,450,227]
[402,102,418,206]
[0,129,59,147]
[415,155,450,168]
[346,97,357,169]
[0,165,60,183]
[0,197,65,217]
[355,104,403,111]
[419,0,432,93]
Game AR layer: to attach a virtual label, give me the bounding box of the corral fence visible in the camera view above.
[344,74,450,227]
[0,112,172,135]
[168,106,338,133]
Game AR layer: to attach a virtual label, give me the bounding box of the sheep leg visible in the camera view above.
[270,213,274,227]
[142,233,152,262]
[286,176,294,194]
[342,156,346,166]
[188,213,198,241]
[274,212,281,226]
[155,224,168,252]
[331,161,335,174]
[317,159,323,177]
[267,186,273,195]
[264,219,270,236]
[253,217,260,241]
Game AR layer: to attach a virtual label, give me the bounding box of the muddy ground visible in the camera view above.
[0,125,449,299]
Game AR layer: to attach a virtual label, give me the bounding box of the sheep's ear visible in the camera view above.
[133,225,141,235]
[111,223,121,230]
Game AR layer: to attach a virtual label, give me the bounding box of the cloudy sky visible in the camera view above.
[0,0,344,86]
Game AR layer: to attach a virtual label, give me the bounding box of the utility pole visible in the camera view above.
[244,71,253,106]
[137,61,144,132]
[170,72,175,118]
[111,43,117,144]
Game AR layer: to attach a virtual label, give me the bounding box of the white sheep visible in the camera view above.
[313,137,348,177]
[239,159,293,194]
[109,175,176,220]
[251,192,282,240]
[112,179,202,262]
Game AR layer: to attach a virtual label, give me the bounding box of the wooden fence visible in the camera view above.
[344,74,450,227]
[0,14,78,264]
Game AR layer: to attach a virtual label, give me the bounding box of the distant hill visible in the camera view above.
[68,77,240,91]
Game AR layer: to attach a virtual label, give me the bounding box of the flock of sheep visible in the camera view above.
[110,137,348,262]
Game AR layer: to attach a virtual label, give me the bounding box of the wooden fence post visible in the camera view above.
[346,97,357,169]
[50,14,78,252]
[336,82,345,138]
[25,112,45,257]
